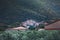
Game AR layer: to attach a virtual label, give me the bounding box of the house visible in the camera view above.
[11,27,27,30]
[45,20,60,30]
[21,19,40,29]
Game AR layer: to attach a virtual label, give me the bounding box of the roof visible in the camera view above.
[12,27,27,30]
[45,20,60,30]
[7,27,27,30]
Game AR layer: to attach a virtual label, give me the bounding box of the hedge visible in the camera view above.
[0,30,60,40]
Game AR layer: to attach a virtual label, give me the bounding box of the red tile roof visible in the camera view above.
[45,20,60,30]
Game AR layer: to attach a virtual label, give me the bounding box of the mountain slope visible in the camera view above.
[0,0,60,24]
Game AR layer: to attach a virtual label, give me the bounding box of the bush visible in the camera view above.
[0,30,60,40]
[38,24,45,29]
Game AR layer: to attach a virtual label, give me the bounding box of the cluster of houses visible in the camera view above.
[21,20,40,29]
[7,19,40,30]
[0,19,60,31]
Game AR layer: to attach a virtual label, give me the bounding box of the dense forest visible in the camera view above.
[0,0,60,24]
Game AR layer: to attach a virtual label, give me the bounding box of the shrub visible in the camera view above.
[0,30,60,40]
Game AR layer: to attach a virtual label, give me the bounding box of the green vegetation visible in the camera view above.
[0,0,60,24]
[0,30,60,40]
[38,24,45,28]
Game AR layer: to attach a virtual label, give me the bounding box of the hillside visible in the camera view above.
[0,0,60,24]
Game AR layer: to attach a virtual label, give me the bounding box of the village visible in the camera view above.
[3,19,60,31]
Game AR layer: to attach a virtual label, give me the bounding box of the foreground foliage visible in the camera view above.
[0,30,60,40]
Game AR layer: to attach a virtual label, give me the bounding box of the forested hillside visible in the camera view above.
[0,0,60,24]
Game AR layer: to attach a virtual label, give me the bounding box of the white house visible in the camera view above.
[21,19,40,29]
